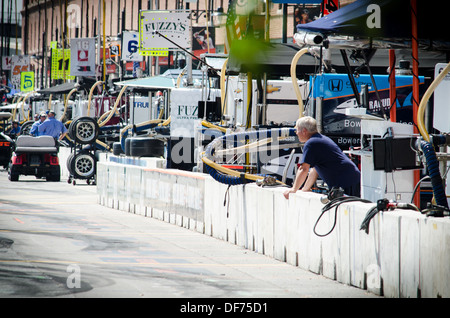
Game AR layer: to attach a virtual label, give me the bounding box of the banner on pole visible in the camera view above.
[122,31,144,62]
[20,71,35,92]
[51,48,75,80]
[70,38,96,77]
[139,10,191,56]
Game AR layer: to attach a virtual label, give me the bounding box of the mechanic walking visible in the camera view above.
[30,112,47,136]
[38,110,68,141]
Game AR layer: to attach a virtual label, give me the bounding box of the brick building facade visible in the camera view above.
[21,0,354,86]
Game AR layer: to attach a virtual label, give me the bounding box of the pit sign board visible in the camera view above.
[70,38,96,77]
[20,71,34,92]
[11,55,30,89]
[122,31,144,62]
[51,48,75,80]
[139,10,191,56]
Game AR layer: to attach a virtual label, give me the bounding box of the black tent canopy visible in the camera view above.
[296,0,450,51]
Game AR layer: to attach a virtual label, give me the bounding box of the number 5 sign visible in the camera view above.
[122,31,143,62]
[11,55,30,89]
[20,71,35,92]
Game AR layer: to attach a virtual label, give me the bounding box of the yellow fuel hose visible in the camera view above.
[159,116,171,126]
[21,91,35,121]
[87,81,104,117]
[48,94,53,110]
[98,85,128,127]
[201,120,227,133]
[12,96,24,120]
[417,62,450,142]
[61,88,78,122]
[290,48,309,118]
[201,154,285,185]
[176,68,187,88]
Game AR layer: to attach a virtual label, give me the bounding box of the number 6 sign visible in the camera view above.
[122,31,143,62]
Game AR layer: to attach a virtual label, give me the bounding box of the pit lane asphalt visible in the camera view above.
[0,169,379,299]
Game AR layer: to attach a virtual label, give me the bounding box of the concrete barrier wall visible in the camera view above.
[96,157,450,298]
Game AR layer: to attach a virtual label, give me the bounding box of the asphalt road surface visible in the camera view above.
[0,169,378,304]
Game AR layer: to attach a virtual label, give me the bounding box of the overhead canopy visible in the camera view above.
[115,75,176,89]
[115,69,205,90]
[37,77,99,95]
[38,82,78,95]
[0,102,27,110]
[296,0,450,50]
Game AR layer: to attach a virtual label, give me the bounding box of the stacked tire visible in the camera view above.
[68,116,99,145]
[128,137,165,158]
[67,150,96,180]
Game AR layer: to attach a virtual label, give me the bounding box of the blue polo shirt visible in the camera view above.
[302,133,360,189]
[38,117,68,139]
[30,121,43,136]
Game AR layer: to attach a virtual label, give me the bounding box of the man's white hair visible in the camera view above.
[296,116,318,134]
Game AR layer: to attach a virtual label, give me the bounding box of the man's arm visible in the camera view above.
[283,162,311,199]
[301,168,318,192]
[58,131,67,141]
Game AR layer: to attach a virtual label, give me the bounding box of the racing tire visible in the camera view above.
[125,137,132,156]
[70,117,99,145]
[46,166,61,182]
[70,151,96,179]
[113,142,124,156]
[20,120,34,136]
[129,137,165,158]
[8,164,19,181]
[66,153,75,176]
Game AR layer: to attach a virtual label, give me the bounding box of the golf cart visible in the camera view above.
[8,135,61,181]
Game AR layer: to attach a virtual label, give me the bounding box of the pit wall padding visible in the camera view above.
[96,158,450,298]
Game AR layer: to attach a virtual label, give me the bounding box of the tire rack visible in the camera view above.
[67,117,99,185]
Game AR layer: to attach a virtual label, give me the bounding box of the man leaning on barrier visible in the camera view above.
[283,116,361,199]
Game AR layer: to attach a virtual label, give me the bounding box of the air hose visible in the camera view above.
[119,119,163,152]
[417,139,449,209]
[202,128,296,185]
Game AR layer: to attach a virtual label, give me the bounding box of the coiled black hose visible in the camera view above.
[418,140,448,209]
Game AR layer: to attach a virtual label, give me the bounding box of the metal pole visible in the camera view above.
[389,49,396,122]
[102,0,106,84]
[411,0,421,208]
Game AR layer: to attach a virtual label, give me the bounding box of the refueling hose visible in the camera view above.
[417,139,449,209]
[98,85,128,128]
[290,48,309,118]
[202,128,296,185]
[87,81,104,117]
[417,62,450,142]
[61,87,78,122]
[415,62,450,209]
[20,91,35,121]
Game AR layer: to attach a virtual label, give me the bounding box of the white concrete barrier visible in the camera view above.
[96,157,450,298]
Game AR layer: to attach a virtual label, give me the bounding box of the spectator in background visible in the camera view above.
[38,110,68,141]
[30,112,47,136]
[8,121,21,138]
